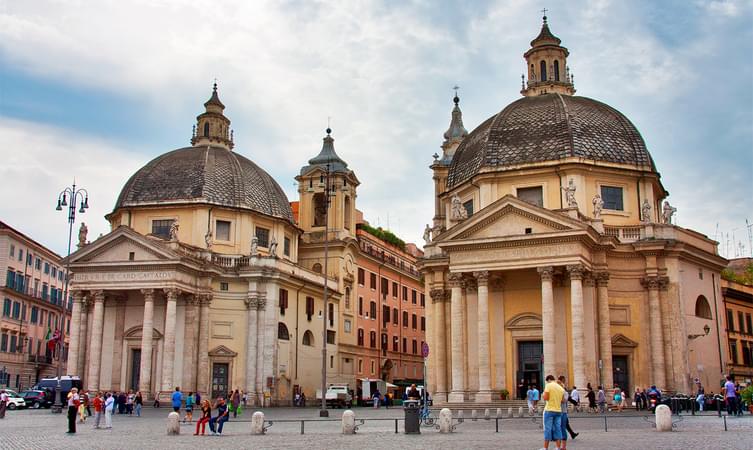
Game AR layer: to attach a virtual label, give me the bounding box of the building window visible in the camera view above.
[344,287,351,310]
[369,301,377,320]
[382,305,390,327]
[203,122,209,136]
[283,236,291,256]
[358,296,363,316]
[420,293,425,307]
[370,331,377,348]
[10,335,17,353]
[727,309,735,332]
[729,339,738,364]
[411,290,417,304]
[420,316,426,331]
[517,186,544,207]
[540,60,547,81]
[18,249,22,262]
[358,359,363,373]
[746,313,752,335]
[255,227,270,247]
[344,319,352,334]
[742,342,752,366]
[51,267,57,278]
[412,339,418,355]
[43,262,49,274]
[392,336,398,352]
[12,301,20,319]
[302,330,314,346]
[31,306,38,324]
[278,322,290,340]
[698,268,703,280]
[393,308,398,325]
[328,303,334,327]
[358,268,365,286]
[357,329,364,346]
[381,333,388,356]
[306,297,314,321]
[694,296,712,319]
[215,220,231,241]
[463,199,474,217]
[220,282,228,291]
[412,314,417,329]
[344,196,351,230]
[151,219,174,238]
[327,330,336,345]
[2,299,10,317]
[392,282,398,298]
[279,289,288,316]
[0,334,6,352]
[739,312,745,334]
[312,263,322,273]
[402,337,407,353]
[5,270,14,289]
[371,360,375,375]
[600,186,624,211]
[313,192,327,227]
[381,277,389,298]
[554,60,560,81]
[403,311,408,328]
[9,244,14,257]
[370,273,377,290]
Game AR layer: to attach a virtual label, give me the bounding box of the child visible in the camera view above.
[184,392,194,423]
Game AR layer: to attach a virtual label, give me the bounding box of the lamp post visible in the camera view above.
[51,181,89,413]
[317,161,334,418]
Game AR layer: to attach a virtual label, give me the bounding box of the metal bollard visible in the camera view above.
[300,420,305,435]
[495,417,499,433]
[604,415,608,432]
[394,418,398,434]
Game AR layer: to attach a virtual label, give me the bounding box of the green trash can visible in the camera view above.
[403,399,420,434]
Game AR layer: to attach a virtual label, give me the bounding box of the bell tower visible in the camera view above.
[521,14,576,97]
[191,83,235,150]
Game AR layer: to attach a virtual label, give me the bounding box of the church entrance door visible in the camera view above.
[130,349,141,391]
[612,355,629,392]
[517,341,543,398]
[211,363,229,399]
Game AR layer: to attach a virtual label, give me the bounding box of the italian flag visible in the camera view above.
[45,327,55,351]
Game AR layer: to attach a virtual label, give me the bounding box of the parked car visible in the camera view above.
[1,390,27,410]
[20,389,54,409]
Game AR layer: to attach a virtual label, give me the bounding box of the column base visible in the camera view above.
[447,391,465,403]
[433,391,448,403]
[475,390,494,403]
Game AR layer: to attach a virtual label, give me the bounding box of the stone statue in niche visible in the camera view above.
[662,201,677,224]
[562,178,578,208]
[250,236,259,257]
[169,221,179,241]
[641,199,652,223]
[204,230,213,250]
[77,222,88,248]
[423,224,432,244]
[592,194,604,219]
[450,193,468,221]
[269,235,278,257]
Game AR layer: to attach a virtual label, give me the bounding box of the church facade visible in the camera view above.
[420,17,728,403]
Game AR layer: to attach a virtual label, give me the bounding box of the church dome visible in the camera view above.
[446,93,656,189]
[114,145,295,223]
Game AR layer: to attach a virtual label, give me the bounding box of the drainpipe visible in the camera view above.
[711,274,724,379]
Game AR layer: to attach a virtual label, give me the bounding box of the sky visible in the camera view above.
[0,0,751,258]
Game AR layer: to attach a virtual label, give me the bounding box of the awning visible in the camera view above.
[386,383,398,388]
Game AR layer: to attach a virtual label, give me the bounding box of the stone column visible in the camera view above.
[77,297,89,378]
[139,289,155,395]
[111,295,127,391]
[430,289,447,401]
[642,277,666,389]
[596,273,613,390]
[245,296,259,403]
[87,290,106,391]
[538,266,555,378]
[474,271,493,402]
[491,276,507,390]
[658,277,677,391]
[197,293,212,396]
[255,295,267,404]
[447,273,465,403]
[181,295,198,392]
[567,266,587,391]
[161,288,179,391]
[66,291,84,375]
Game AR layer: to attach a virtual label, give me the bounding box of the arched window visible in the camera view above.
[278,322,290,340]
[695,296,712,319]
[313,193,326,227]
[302,330,314,346]
[312,263,322,273]
[554,60,560,81]
[540,60,547,82]
[203,122,210,137]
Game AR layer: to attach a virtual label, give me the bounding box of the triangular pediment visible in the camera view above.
[209,345,238,357]
[69,226,178,264]
[611,333,638,348]
[435,195,587,243]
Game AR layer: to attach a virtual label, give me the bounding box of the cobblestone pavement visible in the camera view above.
[1,406,750,450]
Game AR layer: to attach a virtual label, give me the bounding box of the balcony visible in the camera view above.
[28,354,53,365]
[603,225,641,242]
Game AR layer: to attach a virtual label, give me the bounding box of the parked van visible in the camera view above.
[31,376,83,403]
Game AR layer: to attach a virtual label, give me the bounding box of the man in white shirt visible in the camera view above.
[0,390,8,419]
[570,386,581,412]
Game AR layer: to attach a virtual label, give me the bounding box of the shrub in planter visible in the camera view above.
[500,389,510,400]
[741,385,753,413]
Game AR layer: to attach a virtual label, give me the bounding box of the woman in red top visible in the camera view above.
[92,392,104,429]
[194,399,211,435]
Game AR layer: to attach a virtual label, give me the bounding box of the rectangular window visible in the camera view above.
[600,186,624,211]
[51,267,57,278]
[18,248,23,262]
[370,273,377,290]
[739,312,745,335]
[9,244,14,257]
[358,296,363,316]
[411,290,417,304]
[420,293,425,307]
[43,262,49,274]
[463,199,474,217]
[420,316,426,331]
[27,253,32,265]
[742,343,752,366]
[746,314,752,335]
[219,282,228,291]
[393,308,398,325]
[382,305,390,327]
[12,302,20,319]
[14,273,24,293]
[517,186,544,207]
[369,301,377,320]
[727,309,735,332]
[412,314,417,329]
[328,303,334,327]
[283,237,291,256]
[279,289,288,316]
[357,329,364,346]
[344,319,352,334]
[729,340,738,364]
[5,270,14,289]
[403,311,408,328]
[151,219,174,238]
[215,220,231,241]
[402,286,408,301]
[358,359,363,373]
[357,268,365,286]
[2,299,11,317]
[31,307,38,324]
[402,337,407,353]
[0,334,7,352]
[380,277,389,298]
[10,335,17,353]
[392,282,398,298]
[392,336,398,352]
[306,296,314,321]
[412,339,418,355]
[255,227,270,247]
[35,258,41,270]
[370,331,376,348]
[327,330,336,345]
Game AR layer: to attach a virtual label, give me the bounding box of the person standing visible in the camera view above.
[723,375,737,416]
[586,384,596,413]
[104,392,114,429]
[208,397,230,435]
[78,391,87,423]
[597,386,607,414]
[0,390,8,419]
[135,392,143,417]
[372,389,381,409]
[172,387,183,413]
[231,389,240,418]
[527,385,536,415]
[92,392,104,429]
[541,375,565,450]
[126,391,134,415]
[559,376,578,440]
[532,385,541,412]
[570,386,581,413]
[66,387,80,434]
[613,386,623,412]
[184,392,194,423]
[242,390,247,407]
[194,399,211,435]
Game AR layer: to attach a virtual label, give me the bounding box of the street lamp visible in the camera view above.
[687,324,711,341]
[51,181,89,413]
[316,157,336,418]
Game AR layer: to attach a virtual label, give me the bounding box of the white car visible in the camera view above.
[2,390,27,410]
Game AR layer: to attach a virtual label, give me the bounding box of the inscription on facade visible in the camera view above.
[73,271,174,282]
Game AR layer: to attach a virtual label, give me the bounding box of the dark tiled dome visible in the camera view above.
[114,145,294,223]
[446,93,655,189]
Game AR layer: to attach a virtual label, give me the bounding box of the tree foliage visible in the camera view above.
[358,223,406,251]
[721,262,753,286]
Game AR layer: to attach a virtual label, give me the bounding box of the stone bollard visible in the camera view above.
[439,408,453,433]
[167,412,180,435]
[496,408,502,418]
[655,405,672,432]
[458,410,464,421]
[484,408,490,420]
[251,411,266,435]
[342,410,356,434]
[507,407,513,418]
[471,409,478,421]
[518,406,524,417]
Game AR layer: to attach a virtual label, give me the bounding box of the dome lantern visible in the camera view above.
[191,82,234,150]
[521,15,576,97]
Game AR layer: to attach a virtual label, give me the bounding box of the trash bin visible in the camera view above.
[403,399,420,434]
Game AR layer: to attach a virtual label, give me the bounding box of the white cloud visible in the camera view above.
[0,118,144,255]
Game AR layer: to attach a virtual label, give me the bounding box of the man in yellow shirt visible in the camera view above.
[541,374,565,450]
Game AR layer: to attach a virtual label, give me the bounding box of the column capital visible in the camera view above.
[245,296,258,310]
[489,275,506,290]
[658,276,670,291]
[92,290,106,303]
[447,272,464,288]
[567,264,586,281]
[538,266,555,281]
[473,271,490,287]
[429,288,448,304]
[464,277,477,292]
[596,271,610,287]
[140,288,155,301]
[163,287,180,301]
[583,274,595,287]
[184,294,198,306]
[71,290,86,303]
[198,292,213,306]
[641,276,660,290]
[256,295,267,311]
